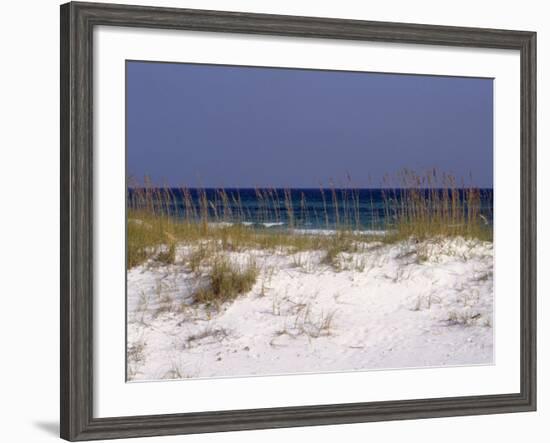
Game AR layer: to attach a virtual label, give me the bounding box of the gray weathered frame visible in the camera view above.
[60,2,536,441]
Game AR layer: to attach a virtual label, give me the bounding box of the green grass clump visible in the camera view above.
[188,243,210,273]
[194,257,258,306]
[321,233,358,268]
[127,216,178,267]
[127,218,160,268]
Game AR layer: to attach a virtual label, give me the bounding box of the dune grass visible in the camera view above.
[379,170,492,242]
[193,257,259,306]
[127,169,492,270]
[127,212,368,270]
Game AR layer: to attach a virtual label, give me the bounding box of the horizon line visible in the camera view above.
[127,186,494,190]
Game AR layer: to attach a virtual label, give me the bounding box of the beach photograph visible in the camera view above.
[126,61,494,382]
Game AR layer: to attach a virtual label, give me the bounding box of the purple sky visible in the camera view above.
[127,61,493,188]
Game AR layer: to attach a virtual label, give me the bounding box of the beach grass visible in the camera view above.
[127,169,492,269]
[193,256,259,306]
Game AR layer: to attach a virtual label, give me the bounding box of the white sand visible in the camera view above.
[127,237,493,381]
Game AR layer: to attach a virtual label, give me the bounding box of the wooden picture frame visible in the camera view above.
[60,2,536,440]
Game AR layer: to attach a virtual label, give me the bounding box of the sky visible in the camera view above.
[127,61,493,188]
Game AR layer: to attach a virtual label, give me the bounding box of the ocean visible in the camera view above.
[127,188,493,232]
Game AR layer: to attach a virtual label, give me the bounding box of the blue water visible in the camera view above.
[127,188,493,231]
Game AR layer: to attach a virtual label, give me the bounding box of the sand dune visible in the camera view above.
[127,236,493,381]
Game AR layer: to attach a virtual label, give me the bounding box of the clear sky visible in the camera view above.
[127,61,493,188]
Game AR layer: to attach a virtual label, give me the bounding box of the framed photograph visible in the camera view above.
[60,1,536,441]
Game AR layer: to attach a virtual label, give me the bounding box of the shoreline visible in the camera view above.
[207,221,390,236]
